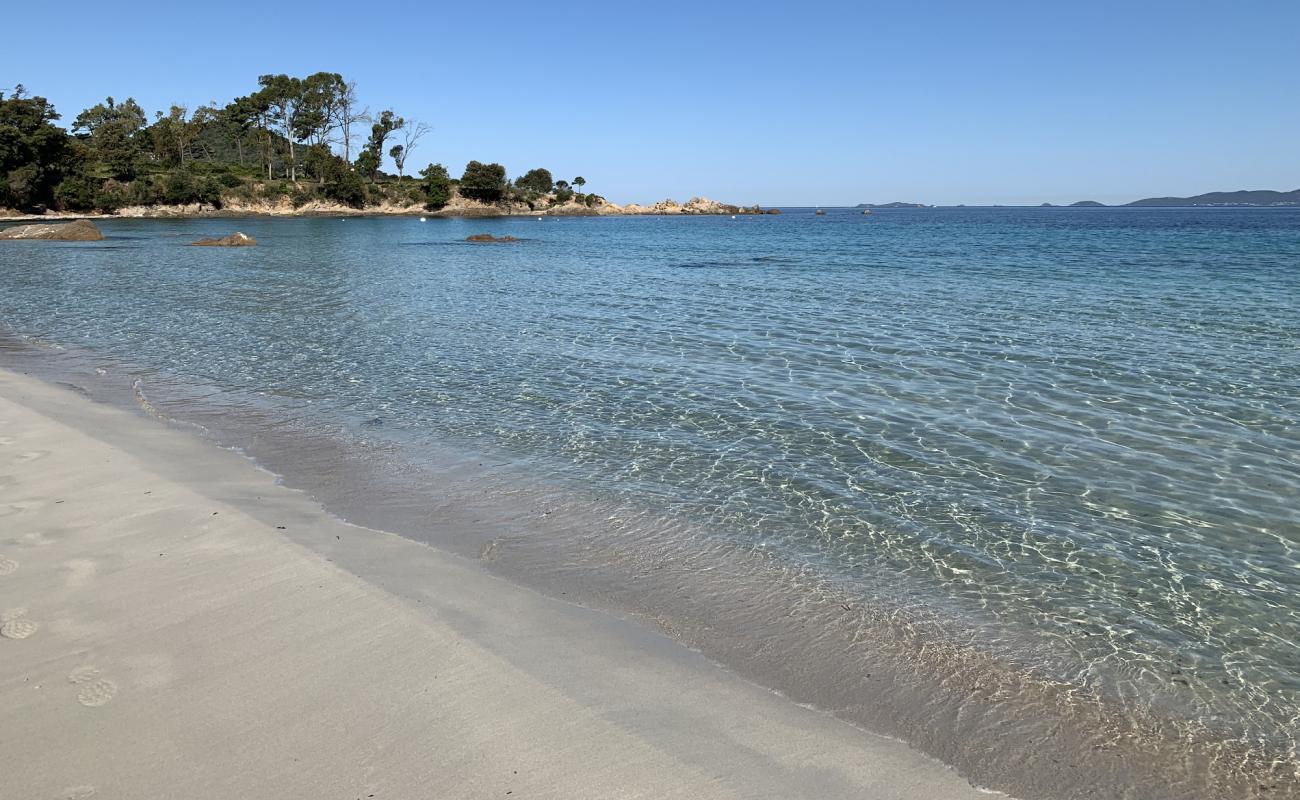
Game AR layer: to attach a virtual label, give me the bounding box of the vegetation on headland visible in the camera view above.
[0,76,634,216]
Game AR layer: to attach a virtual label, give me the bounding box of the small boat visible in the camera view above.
[861,209,872,215]
[815,209,826,216]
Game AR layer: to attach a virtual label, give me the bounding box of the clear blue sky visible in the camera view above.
[4,1,1297,206]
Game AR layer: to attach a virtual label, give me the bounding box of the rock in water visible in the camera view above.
[465,234,518,243]
[0,219,105,241]
[190,232,256,247]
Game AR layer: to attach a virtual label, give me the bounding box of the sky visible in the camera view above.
[3,1,1297,206]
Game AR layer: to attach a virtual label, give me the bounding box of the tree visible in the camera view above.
[257,74,308,181]
[573,176,586,194]
[225,93,274,178]
[149,105,200,168]
[355,109,403,181]
[459,161,507,202]
[71,96,146,180]
[334,80,366,163]
[298,72,347,182]
[515,167,554,194]
[0,85,75,210]
[354,149,380,182]
[388,120,429,183]
[418,163,452,209]
[321,154,366,207]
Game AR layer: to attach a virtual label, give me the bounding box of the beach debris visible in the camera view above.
[465,234,519,243]
[189,232,256,247]
[0,219,104,241]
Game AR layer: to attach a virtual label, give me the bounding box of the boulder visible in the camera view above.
[0,219,105,241]
[465,234,518,243]
[190,232,256,247]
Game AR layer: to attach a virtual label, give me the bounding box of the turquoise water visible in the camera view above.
[2,208,1298,797]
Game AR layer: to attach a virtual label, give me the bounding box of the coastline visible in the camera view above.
[0,194,778,222]
[0,366,995,799]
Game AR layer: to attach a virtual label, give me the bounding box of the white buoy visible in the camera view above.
[419,217,427,222]
[731,215,737,219]
[537,217,543,221]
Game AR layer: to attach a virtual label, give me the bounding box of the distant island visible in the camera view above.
[855,202,932,209]
[1066,190,1300,208]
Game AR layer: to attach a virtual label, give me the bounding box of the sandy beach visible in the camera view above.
[0,366,995,800]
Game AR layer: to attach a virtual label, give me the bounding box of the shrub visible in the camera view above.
[458,160,506,203]
[515,167,554,194]
[218,172,244,188]
[93,181,130,212]
[321,158,366,208]
[54,174,97,211]
[418,163,452,210]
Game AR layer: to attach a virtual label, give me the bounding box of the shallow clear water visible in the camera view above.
[2,208,1298,797]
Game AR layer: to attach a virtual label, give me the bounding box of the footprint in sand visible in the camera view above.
[68,665,102,684]
[0,618,39,639]
[0,436,15,446]
[0,555,17,576]
[61,786,97,799]
[69,664,119,707]
[14,450,50,464]
[76,679,118,708]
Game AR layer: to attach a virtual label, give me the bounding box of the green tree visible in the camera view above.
[0,85,75,210]
[354,148,380,181]
[516,168,554,194]
[356,110,403,181]
[321,155,365,207]
[71,96,146,180]
[459,161,507,202]
[257,74,308,181]
[225,93,275,178]
[573,176,586,193]
[298,72,347,182]
[149,105,202,169]
[418,163,452,209]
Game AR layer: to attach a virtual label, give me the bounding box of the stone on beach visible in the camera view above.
[190,232,256,247]
[0,219,105,241]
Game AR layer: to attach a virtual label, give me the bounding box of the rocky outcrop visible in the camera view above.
[465,234,518,243]
[0,219,104,241]
[190,232,256,247]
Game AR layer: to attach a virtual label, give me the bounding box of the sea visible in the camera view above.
[2,207,1297,799]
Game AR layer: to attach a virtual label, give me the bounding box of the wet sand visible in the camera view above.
[0,366,997,800]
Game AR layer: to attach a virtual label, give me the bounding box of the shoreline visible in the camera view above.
[0,195,779,222]
[5,331,1293,800]
[0,365,997,799]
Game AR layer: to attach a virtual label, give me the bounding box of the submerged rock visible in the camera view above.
[190,232,256,247]
[465,234,518,243]
[0,219,105,241]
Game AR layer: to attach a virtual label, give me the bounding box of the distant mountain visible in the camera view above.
[1123,189,1300,207]
[855,202,930,209]
[1069,200,1106,207]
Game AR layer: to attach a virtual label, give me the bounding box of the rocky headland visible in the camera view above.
[2,191,779,221]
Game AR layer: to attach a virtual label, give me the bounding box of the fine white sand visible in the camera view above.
[0,367,998,799]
